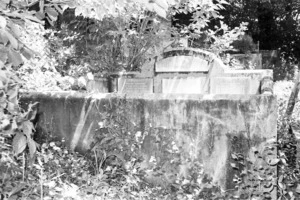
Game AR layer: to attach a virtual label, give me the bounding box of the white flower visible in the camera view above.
[98,121,104,128]
[171,141,179,152]
[78,76,87,88]
[135,131,142,142]
[86,72,94,80]
[149,156,156,163]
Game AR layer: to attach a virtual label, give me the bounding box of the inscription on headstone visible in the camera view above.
[118,78,153,93]
[162,77,207,94]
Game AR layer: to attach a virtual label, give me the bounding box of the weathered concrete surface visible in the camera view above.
[20,92,277,191]
[210,77,260,94]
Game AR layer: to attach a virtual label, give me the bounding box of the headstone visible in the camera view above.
[156,56,210,72]
[210,77,260,95]
[162,77,207,94]
[118,78,153,94]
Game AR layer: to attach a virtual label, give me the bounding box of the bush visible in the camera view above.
[231,34,257,54]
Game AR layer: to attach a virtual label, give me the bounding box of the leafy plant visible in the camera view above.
[229,142,277,200]
[0,69,38,154]
[170,0,248,56]
[47,6,175,77]
[1,140,91,200]
[231,34,257,54]
[0,69,39,199]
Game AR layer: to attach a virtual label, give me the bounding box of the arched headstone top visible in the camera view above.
[155,47,227,73]
[162,48,214,62]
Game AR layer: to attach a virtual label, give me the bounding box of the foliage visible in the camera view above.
[274,80,300,199]
[274,81,300,133]
[170,0,248,55]
[170,0,229,33]
[0,69,39,200]
[0,69,38,156]
[45,0,248,78]
[220,0,300,79]
[17,21,74,91]
[1,140,97,200]
[70,0,220,20]
[49,6,175,76]
[0,0,72,93]
[0,2,67,198]
[204,22,248,55]
[229,140,277,199]
[0,0,34,68]
[0,0,68,68]
[231,34,257,54]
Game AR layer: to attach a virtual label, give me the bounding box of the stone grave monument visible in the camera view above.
[114,48,273,95]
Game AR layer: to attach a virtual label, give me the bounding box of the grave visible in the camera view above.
[113,48,273,95]
[19,48,277,197]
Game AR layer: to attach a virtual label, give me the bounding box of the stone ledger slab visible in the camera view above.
[118,78,153,94]
[156,56,210,72]
[210,77,260,95]
[162,77,207,94]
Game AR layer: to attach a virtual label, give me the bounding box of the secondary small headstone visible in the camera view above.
[118,78,153,94]
[87,78,109,93]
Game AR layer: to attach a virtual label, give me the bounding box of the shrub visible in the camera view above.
[0,69,39,199]
[231,34,257,54]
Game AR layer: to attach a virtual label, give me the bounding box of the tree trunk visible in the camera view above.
[286,68,300,119]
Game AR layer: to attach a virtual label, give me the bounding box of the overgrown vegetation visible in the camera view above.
[48,7,174,76]
[2,0,300,199]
